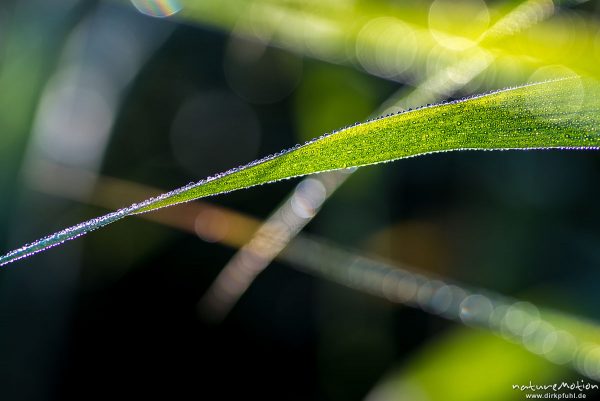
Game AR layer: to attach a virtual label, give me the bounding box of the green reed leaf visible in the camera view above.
[1,77,599,267]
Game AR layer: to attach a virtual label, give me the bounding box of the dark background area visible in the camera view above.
[1,1,600,400]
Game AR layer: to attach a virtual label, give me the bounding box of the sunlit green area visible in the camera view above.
[1,0,600,400]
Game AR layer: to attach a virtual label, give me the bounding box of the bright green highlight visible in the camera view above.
[367,308,600,401]
[371,328,566,401]
[176,0,600,84]
[138,77,599,212]
[0,77,599,267]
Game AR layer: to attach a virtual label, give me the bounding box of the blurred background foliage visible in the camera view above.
[1,0,600,400]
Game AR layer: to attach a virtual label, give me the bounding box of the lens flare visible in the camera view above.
[130,0,182,18]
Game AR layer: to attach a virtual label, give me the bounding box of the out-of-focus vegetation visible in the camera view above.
[2,0,600,400]
[3,77,599,268]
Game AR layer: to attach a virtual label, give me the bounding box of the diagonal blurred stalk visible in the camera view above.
[28,162,600,382]
[197,0,561,322]
[280,235,600,382]
[173,0,599,83]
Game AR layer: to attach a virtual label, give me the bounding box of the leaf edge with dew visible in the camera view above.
[1,76,599,267]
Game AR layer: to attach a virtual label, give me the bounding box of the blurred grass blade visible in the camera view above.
[136,77,600,211]
[1,76,599,267]
[364,310,600,401]
[365,328,566,401]
[176,0,600,83]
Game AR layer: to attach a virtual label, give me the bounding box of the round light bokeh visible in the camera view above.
[428,0,490,51]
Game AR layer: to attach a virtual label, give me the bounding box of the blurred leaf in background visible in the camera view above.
[1,0,600,400]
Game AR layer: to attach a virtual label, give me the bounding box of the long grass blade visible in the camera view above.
[1,76,599,267]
